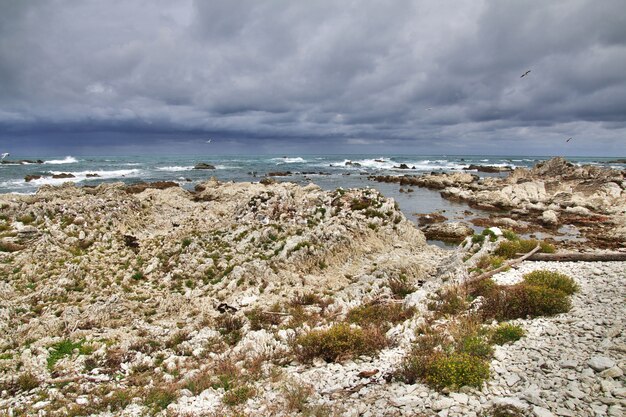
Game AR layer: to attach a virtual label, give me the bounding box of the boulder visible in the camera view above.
[541,210,559,226]
[193,163,216,170]
[422,222,473,242]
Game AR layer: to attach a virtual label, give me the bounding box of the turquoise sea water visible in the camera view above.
[1,154,623,245]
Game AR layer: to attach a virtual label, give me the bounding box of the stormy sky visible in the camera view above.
[0,0,625,156]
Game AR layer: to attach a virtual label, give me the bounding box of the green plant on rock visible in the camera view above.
[424,352,490,390]
[144,385,178,413]
[294,323,387,363]
[457,335,493,359]
[479,283,572,320]
[222,385,255,406]
[47,339,84,370]
[490,323,525,345]
[523,270,579,295]
[494,239,554,259]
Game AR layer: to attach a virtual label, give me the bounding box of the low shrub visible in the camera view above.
[480,283,571,320]
[523,270,578,295]
[347,302,415,330]
[457,335,493,359]
[476,255,506,271]
[494,239,554,259]
[294,323,387,363]
[428,288,468,316]
[490,323,525,345]
[502,229,519,241]
[216,315,245,346]
[424,352,490,390]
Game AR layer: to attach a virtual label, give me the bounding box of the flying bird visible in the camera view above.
[520,70,531,78]
[566,137,572,142]
[426,108,432,111]
[206,139,212,144]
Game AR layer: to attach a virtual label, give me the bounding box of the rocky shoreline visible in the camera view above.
[371,158,626,249]
[0,168,624,416]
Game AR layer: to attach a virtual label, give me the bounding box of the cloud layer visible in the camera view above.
[0,0,625,155]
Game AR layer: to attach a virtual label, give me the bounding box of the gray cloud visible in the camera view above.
[0,0,624,156]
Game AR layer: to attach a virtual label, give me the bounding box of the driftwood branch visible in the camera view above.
[525,252,626,262]
[468,244,541,283]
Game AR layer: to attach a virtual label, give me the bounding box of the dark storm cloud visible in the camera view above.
[0,0,625,155]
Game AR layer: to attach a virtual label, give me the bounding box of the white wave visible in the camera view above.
[157,166,194,172]
[272,157,307,163]
[27,169,141,186]
[44,156,79,164]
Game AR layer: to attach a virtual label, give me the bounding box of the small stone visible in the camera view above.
[588,356,616,372]
[79,230,86,240]
[533,406,557,417]
[76,396,89,405]
[565,383,585,399]
[506,373,521,387]
[613,387,626,398]
[450,393,469,404]
[431,398,455,411]
[608,404,623,417]
[600,366,624,378]
[555,408,574,416]
[559,360,577,369]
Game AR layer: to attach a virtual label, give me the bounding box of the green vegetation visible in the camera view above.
[523,269,579,295]
[47,339,85,370]
[222,385,255,406]
[490,323,525,345]
[494,239,554,259]
[144,385,178,413]
[294,323,387,363]
[216,315,245,345]
[425,353,490,389]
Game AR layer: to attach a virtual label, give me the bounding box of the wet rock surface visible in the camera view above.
[372,158,626,249]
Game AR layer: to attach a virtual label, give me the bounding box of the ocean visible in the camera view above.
[1,154,623,246]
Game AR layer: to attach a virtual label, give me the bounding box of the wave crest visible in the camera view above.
[44,156,79,164]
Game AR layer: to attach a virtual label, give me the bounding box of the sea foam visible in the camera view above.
[43,156,79,164]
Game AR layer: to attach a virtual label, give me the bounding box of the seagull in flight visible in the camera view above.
[566,137,572,142]
[425,107,432,111]
[520,70,531,78]
[206,139,212,144]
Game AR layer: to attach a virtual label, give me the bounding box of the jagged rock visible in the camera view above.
[51,173,75,179]
[193,163,216,170]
